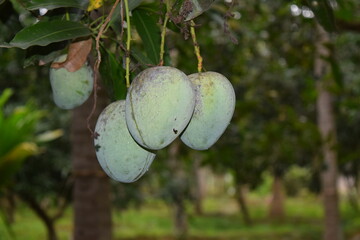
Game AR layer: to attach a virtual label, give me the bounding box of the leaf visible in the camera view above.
[51,38,92,72]
[131,47,154,66]
[0,89,13,110]
[180,0,215,21]
[0,42,13,48]
[0,142,39,188]
[99,48,127,101]
[22,0,89,11]
[109,0,147,35]
[24,41,68,67]
[36,129,64,142]
[129,0,143,11]
[9,20,91,49]
[132,8,161,65]
[305,0,336,33]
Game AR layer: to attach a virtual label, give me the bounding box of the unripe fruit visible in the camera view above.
[125,66,195,150]
[49,54,93,109]
[180,72,236,150]
[94,100,156,183]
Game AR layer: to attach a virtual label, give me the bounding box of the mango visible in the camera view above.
[125,66,195,150]
[49,54,93,109]
[180,72,236,150]
[94,100,156,183]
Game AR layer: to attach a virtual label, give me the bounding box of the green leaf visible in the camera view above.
[0,42,13,48]
[180,0,215,21]
[99,48,127,101]
[305,0,336,33]
[24,41,67,67]
[21,0,89,11]
[9,20,91,49]
[129,0,143,11]
[109,0,145,34]
[132,8,161,65]
[131,47,154,66]
[0,89,13,110]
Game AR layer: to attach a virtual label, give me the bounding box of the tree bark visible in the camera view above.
[192,152,204,215]
[168,140,188,240]
[315,23,342,240]
[235,184,252,225]
[18,193,58,240]
[71,88,112,240]
[268,174,285,221]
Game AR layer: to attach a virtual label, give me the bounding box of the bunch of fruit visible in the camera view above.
[94,66,236,183]
[49,56,235,183]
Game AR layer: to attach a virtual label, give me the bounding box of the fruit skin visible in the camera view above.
[49,54,93,109]
[125,66,195,150]
[180,72,236,150]
[94,100,155,183]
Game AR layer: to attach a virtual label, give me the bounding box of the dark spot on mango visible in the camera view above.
[173,128,178,134]
[95,144,101,152]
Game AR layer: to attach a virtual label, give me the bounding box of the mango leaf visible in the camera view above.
[109,0,147,35]
[24,41,68,67]
[132,8,161,65]
[305,0,336,33]
[131,47,154,67]
[99,48,127,101]
[8,20,91,49]
[51,38,92,72]
[129,0,143,11]
[0,42,12,48]
[180,0,215,21]
[21,0,89,11]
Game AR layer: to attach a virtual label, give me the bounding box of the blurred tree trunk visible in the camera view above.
[192,152,204,215]
[2,189,16,224]
[268,174,285,220]
[168,140,188,239]
[71,88,112,240]
[315,23,342,240]
[17,192,58,240]
[235,184,252,225]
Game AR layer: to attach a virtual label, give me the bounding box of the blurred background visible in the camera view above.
[0,0,360,240]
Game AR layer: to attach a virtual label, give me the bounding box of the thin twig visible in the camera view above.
[190,20,203,73]
[124,0,131,88]
[87,0,121,136]
[159,14,169,66]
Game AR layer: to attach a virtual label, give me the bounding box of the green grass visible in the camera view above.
[4,195,360,240]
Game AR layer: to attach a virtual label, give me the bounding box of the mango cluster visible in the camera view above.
[94,66,236,183]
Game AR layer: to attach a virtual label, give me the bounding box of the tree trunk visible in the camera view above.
[235,184,252,225]
[268,175,285,221]
[168,140,188,240]
[71,88,112,240]
[315,23,342,240]
[192,152,204,215]
[18,193,57,240]
[2,189,16,224]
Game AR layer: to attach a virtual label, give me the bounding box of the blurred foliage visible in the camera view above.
[0,89,43,189]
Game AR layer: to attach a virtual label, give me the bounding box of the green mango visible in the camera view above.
[180,72,236,150]
[49,54,93,109]
[94,100,155,183]
[125,66,195,150]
